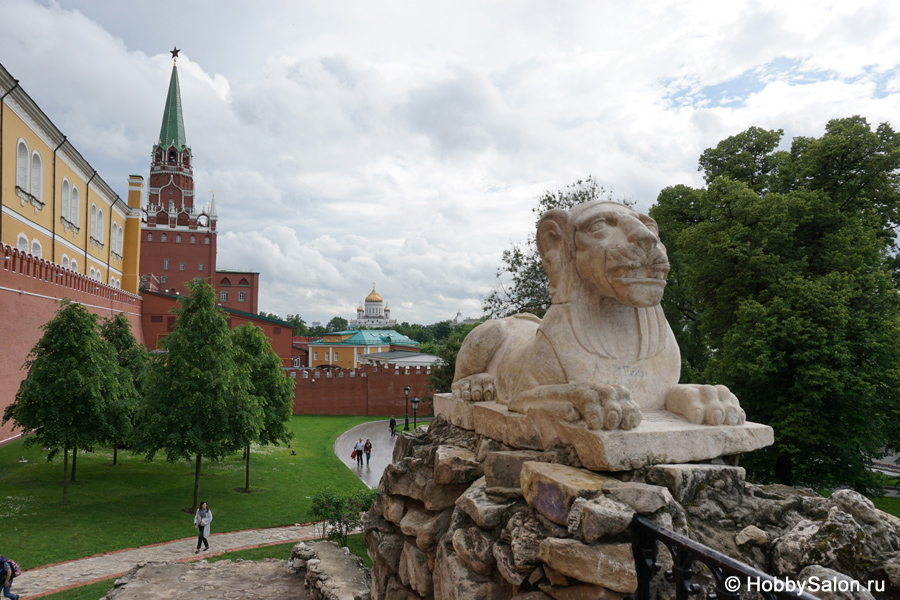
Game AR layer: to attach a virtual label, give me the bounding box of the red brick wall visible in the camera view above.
[288,363,433,416]
[0,244,143,445]
[215,271,259,315]
[141,289,293,366]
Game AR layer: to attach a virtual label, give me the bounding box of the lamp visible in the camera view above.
[411,396,420,430]
[403,385,411,431]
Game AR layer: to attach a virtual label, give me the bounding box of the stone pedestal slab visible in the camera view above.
[434,393,773,472]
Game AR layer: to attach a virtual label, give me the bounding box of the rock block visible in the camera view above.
[603,482,673,515]
[484,450,544,489]
[434,445,482,484]
[456,477,517,529]
[646,463,746,504]
[399,539,434,597]
[473,401,543,450]
[735,525,768,546]
[554,411,772,472]
[400,506,434,538]
[537,538,637,593]
[434,393,475,431]
[521,462,613,525]
[417,508,453,554]
[581,496,634,543]
[539,583,625,600]
[494,541,528,586]
[452,526,496,575]
[435,544,504,600]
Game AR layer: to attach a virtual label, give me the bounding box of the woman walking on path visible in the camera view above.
[364,439,372,466]
[194,501,212,553]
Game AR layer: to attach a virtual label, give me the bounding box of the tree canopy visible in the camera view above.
[233,322,295,491]
[3,300,136,503]
[651,116,900,491]
[137,280,260,510]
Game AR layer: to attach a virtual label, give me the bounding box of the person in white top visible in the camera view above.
[354,438,365,467]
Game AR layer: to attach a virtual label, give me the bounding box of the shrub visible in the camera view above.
[308,487,376,546]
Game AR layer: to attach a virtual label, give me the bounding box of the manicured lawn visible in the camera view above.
[0,415,383,570]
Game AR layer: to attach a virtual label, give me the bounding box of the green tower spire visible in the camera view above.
[158,63,187,149]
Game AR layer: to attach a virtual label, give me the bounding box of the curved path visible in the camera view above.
[333,419,400,488]
[14,523,320,599]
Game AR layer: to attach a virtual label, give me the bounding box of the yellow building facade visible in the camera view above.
[308,330,418,369]
[0,63,141,293]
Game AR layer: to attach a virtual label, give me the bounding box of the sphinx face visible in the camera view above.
[572,203,670,307]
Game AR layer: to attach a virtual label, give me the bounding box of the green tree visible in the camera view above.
[2,300,134,503]
[286,314,309,336]
[651,117,900,492]
[428,320,454,343]
[137,280,261,510]
[99,313,148,465]
[484,177,616,317]
[425,323,480,395]
[233,323,295,491]
[327,316,349,332]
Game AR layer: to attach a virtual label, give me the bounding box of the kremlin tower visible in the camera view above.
[139,48,218,295]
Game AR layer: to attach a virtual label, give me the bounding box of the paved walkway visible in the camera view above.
[334,419,401,488]
[15,523,320,599]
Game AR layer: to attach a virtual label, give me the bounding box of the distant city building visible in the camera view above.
[350,283,397,328]
[307,330,418,369]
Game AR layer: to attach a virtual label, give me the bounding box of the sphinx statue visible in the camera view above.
[452,201,745,432]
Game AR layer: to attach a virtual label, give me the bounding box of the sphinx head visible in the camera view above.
[537,201,669,307]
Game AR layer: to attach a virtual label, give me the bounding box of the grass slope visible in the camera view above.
[0,415,381,570]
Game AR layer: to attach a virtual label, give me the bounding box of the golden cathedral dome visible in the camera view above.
[366,285,383,303]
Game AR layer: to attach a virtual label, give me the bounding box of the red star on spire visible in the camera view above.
[170,47,180,60]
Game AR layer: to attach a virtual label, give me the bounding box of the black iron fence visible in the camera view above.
[631,514,823,600]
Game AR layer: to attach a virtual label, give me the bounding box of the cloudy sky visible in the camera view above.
[3,0,900,325]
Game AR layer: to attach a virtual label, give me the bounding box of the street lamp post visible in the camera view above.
[411,397,420,430]
[403,385,411,431]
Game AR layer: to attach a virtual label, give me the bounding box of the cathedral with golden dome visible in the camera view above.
[350,283,397,328]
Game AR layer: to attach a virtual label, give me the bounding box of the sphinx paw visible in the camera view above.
[572,384,641,431]
[666,384,745,426]
[452,373,496,403]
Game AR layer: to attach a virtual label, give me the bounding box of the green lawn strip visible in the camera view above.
[35,578,117,600]
[0,415,384,569]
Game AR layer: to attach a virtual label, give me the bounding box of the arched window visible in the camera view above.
[16,141,28,189]
[89,266,96,278]
[30,152,43,201]
[97,209,103,240]
[71,186,79,224]
[190,235,195,244]
[118,225,124,254]
[62,255,69,269]
[183,155,190,168]
[168,150,176,163]
[161,233,167,242]
[61,179,70,219]
[112,224,119,254]
[239,278,250,286]
[220,277,232,286]
[155,150,162,163]
[205,236,210,245]
[90,204,98,238]
[148,232,153,242]
[176,234,181,243]
[31,239,42,258]
[17,233,28,253]
[71,259,78,272]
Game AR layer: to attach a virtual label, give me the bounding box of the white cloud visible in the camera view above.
[4,0,900,323]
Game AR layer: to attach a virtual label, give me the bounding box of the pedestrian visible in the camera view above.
[389,415,396,437]
[355,438,365,467]
[364,438,372,466]
[194,501,212,554]
[0,555,19,600]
